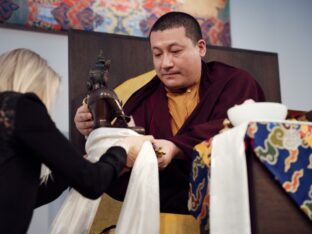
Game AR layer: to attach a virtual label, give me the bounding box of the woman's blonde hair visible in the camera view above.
[0,48,60,112]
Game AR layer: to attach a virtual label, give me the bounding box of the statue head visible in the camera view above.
[86,50,110,92]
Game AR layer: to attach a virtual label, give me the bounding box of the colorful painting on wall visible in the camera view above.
[0,0,231,46]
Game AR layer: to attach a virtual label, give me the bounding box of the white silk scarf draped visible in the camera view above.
[210,123,251,234]
[50,128,160,234]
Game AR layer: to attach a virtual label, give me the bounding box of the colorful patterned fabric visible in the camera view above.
[0,0,19,22]
[0,0,231,46]
[189,121,312,231]
[188,138,212,231]
[248,122,312,220]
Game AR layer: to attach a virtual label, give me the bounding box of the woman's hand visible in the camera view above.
[118,135,154,168]
[74,104,94,136]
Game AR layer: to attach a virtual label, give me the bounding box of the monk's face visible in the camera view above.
[150,27,206,91]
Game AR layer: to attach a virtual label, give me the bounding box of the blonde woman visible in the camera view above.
[0,48,152,234]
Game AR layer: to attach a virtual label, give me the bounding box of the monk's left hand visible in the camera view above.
[152,139,181,170]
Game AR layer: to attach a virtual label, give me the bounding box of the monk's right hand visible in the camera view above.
[74,104,94,136]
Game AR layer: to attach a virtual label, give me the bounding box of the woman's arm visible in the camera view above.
[15,93,127,201]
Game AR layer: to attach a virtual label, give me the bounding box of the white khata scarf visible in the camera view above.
[50,128,160,234]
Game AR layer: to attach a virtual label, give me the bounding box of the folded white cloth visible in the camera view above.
[209,123,251,234]
[50,128,159,234]
[116,140,160,234]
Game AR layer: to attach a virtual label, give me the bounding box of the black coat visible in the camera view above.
[0,92,127,234]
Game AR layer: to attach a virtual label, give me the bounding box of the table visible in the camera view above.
[188,121,312,233]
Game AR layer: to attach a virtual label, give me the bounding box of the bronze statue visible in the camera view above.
[85,51,145,134]
[85,51,167,157]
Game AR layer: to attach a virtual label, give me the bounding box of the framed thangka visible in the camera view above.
[0,0,231,46]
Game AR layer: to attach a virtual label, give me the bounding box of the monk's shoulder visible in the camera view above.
[205,61,254,82]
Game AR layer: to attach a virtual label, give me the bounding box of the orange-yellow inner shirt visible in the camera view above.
[166,83,200,135]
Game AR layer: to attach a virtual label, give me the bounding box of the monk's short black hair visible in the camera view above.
[149,11,203,45]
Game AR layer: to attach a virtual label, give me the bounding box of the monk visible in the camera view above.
[75,11,265,213]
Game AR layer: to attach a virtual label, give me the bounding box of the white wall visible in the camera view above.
[0,28,69,130]
[231,0,312,110]
[0,0,311,233]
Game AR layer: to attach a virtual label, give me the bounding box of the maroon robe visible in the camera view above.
[107,61,265,213]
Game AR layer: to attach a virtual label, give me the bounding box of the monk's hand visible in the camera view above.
[118,135,154,168]
[152,139,181,170]
[74,104,94,136]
